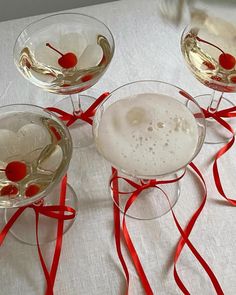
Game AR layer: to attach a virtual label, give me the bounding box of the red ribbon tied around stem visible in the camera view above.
[203,106,236,205]
[0,175,76,295]
[111,163,224,295]
[46,92,110,127]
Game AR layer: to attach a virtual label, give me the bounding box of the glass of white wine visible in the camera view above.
[0,104,78,245]
[181,12,236,144]
[93,80,205,219]
[14,13,115,148]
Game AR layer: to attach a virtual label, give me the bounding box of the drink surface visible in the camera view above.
[0,111,71,207]
[182,15,236,92]
[95,93,199,176]
[17,26,112,94]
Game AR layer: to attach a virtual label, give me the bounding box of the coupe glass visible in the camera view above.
[93,80,206,220]
[0,104,78,245]
[14,13,115,148]
[181,13,236,144]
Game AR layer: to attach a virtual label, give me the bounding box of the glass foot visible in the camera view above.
[194,94,235,144]
[5,183,78,245]
[53,95,96,149]
[111,172,181,220]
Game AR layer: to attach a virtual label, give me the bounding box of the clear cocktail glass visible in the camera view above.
[93,80,206,220]
[14,13,115,148]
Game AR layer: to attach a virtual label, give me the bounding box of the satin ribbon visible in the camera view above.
[203,106,236,205]
[0,175,76,295]
[46,92,110,127]
[111,163,224,294]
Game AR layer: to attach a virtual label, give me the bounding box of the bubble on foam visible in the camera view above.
[157,122,165,128]
[147,126,153,132]
[126,107,146,126]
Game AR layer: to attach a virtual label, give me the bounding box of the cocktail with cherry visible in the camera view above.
[0,104,77,244]
[181,12,236,143]
[14,13,115,148]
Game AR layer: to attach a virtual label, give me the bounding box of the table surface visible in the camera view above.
[0,0,236,294]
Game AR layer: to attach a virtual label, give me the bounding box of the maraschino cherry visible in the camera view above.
[230,76,236,83]
[196,36,236,70]
[25,184,40,197]
[46,43,77,69]
[0,161,27,182]
[1,184,18,196]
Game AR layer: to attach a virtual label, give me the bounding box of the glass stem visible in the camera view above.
[70,94,83,115]
[207,91,224,114]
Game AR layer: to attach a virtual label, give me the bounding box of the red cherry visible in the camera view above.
[0,161,27,182]
[230,76,236,83]
[1,184,18,196]
[81,74,93,82]
[46,43,77,69]
[219,53,236,70]
[211,75,222,81]
[58,53,77,69]
[25,184,40,197]
[202,61,215,70]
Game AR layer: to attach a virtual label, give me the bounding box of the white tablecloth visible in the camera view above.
[0,0,236,294]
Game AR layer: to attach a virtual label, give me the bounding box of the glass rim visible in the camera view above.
[93,79,206,179]
[0,103,73,208]
[180,25,236,90]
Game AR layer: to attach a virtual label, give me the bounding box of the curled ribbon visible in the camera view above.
[111,163,224,294]
[0,175,76,295]
[46,92,110,127]
[203,106,236,205]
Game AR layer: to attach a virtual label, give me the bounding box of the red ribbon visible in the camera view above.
[0,175,76,295]
[111,163,224,294]
[203,106,236,205]
[46,92,110,127]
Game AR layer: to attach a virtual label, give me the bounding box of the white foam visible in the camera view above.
[95,93,199,176]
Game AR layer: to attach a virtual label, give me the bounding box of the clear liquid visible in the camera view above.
[181,16,236,92]
[0,112,71,208]
[17,35,112,94]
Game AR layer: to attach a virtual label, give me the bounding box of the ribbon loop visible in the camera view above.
[203,106,236,205]
[111,163,224,294]
[0,175,76,295]
[46,92,110,127]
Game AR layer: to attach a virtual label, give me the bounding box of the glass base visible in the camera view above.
[194,94,235,144]
[5,183,78,245]
[111,172,181,220]
[53,95,96,149]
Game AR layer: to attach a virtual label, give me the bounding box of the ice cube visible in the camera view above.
[34,42,59,68]
[17,124,51,161]
[0,130,18,161]
[38,145,63,172]
[59,32,87,59]
[78,44,103,69]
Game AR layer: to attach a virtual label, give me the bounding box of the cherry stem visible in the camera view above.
[0,169,5,171]
[46,43,64,57]
[196,36,225,55]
